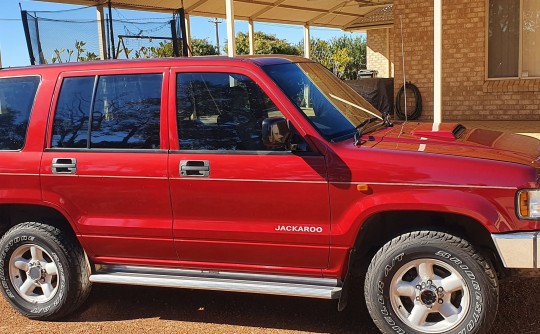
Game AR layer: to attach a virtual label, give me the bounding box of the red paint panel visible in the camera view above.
[41,151,175,259]
[175,239,329,268]
[81,235,176,260]
[169,153,330,269]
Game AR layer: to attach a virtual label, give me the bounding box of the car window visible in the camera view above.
[0,76,40,150]
[176,72,284,151]
[91,74,162,149]
[52,74,162,149]
[51,76,94,148]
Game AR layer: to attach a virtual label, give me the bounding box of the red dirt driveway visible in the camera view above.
[0,276,537,334]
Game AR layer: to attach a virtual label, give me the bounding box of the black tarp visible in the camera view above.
[346,78,394,117]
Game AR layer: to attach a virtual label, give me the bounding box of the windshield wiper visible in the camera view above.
[354,115,394,145]
[357,117,384,136]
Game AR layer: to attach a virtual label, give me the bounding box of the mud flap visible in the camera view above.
[337,248,356,311]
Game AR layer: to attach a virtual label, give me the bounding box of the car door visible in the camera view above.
[40,68,176,262]
[168,67,330,272]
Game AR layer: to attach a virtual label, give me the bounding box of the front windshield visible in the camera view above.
[263,62,380,141]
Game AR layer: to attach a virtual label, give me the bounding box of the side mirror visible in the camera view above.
[262,117,290,148]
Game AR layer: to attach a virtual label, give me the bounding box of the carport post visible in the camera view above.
[96,6,107,60]
[303,24,310,59]
[225,0,236,57]
[434,0,442,124]
[185,13,192,56]
[107,0,115,59]
[248,19,255,55]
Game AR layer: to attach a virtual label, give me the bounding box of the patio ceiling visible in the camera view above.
[37,0,394,30]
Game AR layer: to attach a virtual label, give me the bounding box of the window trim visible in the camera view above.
[170,66,319,154]
[47,68,169,150]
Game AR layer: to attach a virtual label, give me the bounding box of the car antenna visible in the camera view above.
[398,15,408,135]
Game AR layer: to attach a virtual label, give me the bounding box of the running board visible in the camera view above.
[90,265,342,300]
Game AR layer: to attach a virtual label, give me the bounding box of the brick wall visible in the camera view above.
[367,28,394,78]
[392,0,540,121]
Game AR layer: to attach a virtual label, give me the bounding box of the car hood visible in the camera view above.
[362,122,540,168]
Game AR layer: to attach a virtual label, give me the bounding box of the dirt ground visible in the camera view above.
[0,275,538,334]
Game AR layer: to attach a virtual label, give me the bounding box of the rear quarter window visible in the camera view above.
[0,76,40,150]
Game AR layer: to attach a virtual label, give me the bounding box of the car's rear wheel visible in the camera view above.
[364,231,498,334]
[0,222,91,319]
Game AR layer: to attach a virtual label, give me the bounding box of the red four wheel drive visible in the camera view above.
[0,56,539,334]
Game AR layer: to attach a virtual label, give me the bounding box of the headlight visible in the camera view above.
[517,189,540,219]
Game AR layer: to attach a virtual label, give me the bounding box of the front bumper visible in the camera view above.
[492,232,539,268]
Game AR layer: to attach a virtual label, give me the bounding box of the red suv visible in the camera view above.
[0,56,539,334]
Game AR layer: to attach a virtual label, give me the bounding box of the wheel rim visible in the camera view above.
[8,244,60,303]
[389,258,470,333]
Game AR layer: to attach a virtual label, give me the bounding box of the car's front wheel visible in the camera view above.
[364,231,498,334]
[0,222,91,319]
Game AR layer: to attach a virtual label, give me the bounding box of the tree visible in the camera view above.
[130,38,218,58]
[191,38,219,56]
[229,31,301,55]
[330,35,366,80]
[301,35,367,80]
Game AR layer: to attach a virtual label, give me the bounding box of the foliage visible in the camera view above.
[301,35,367,80]
[227,31,366,80]
[191,38,219,56]
[129,38,218,58]
[51,40,99,63]
[230,32,301,56]
[50,37,218,63]
[48,34,365,79]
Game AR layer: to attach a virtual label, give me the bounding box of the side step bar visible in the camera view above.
[90,265,342,300]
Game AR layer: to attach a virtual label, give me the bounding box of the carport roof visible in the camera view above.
[36,0,394,30]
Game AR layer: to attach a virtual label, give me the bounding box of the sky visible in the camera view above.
[0,0,363,67]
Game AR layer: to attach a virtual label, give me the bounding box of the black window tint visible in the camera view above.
[91,74,162,149]
[177,72,283,150]
[0,76,40,150]
[52,76,94,148]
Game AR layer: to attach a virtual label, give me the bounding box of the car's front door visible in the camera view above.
[168,67,330,273]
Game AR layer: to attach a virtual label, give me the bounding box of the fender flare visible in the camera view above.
[342,188,509,245]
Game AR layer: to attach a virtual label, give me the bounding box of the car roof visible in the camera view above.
[0,55,313,74]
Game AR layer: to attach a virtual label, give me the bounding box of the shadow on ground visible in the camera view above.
[53,276,540,333]
[70,276,378,334]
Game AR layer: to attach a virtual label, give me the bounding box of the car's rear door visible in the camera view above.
[40,68,175,262]
[168,66,330,273]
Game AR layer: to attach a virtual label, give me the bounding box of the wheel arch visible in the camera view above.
[0,203,79,241]
[349,209,506,278]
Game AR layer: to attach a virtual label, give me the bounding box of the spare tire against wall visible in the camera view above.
[395,82,422,120]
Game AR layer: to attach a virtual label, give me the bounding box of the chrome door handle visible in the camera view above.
[180,160,210,177]
[52,158,77,174]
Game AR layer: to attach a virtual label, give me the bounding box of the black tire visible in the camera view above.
[365,231,498,334]
[0,222,92,319]
[395,82,422,120]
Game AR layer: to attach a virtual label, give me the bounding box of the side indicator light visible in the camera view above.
[519,191,529,217]
[357,184,370,192]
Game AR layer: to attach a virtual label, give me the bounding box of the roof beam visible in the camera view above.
[186,0,207,12]
[307,2,348,25]
[193,10,344,28]
[236,0,360,18]
[307,2,394,25]
[249,0,287,20]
